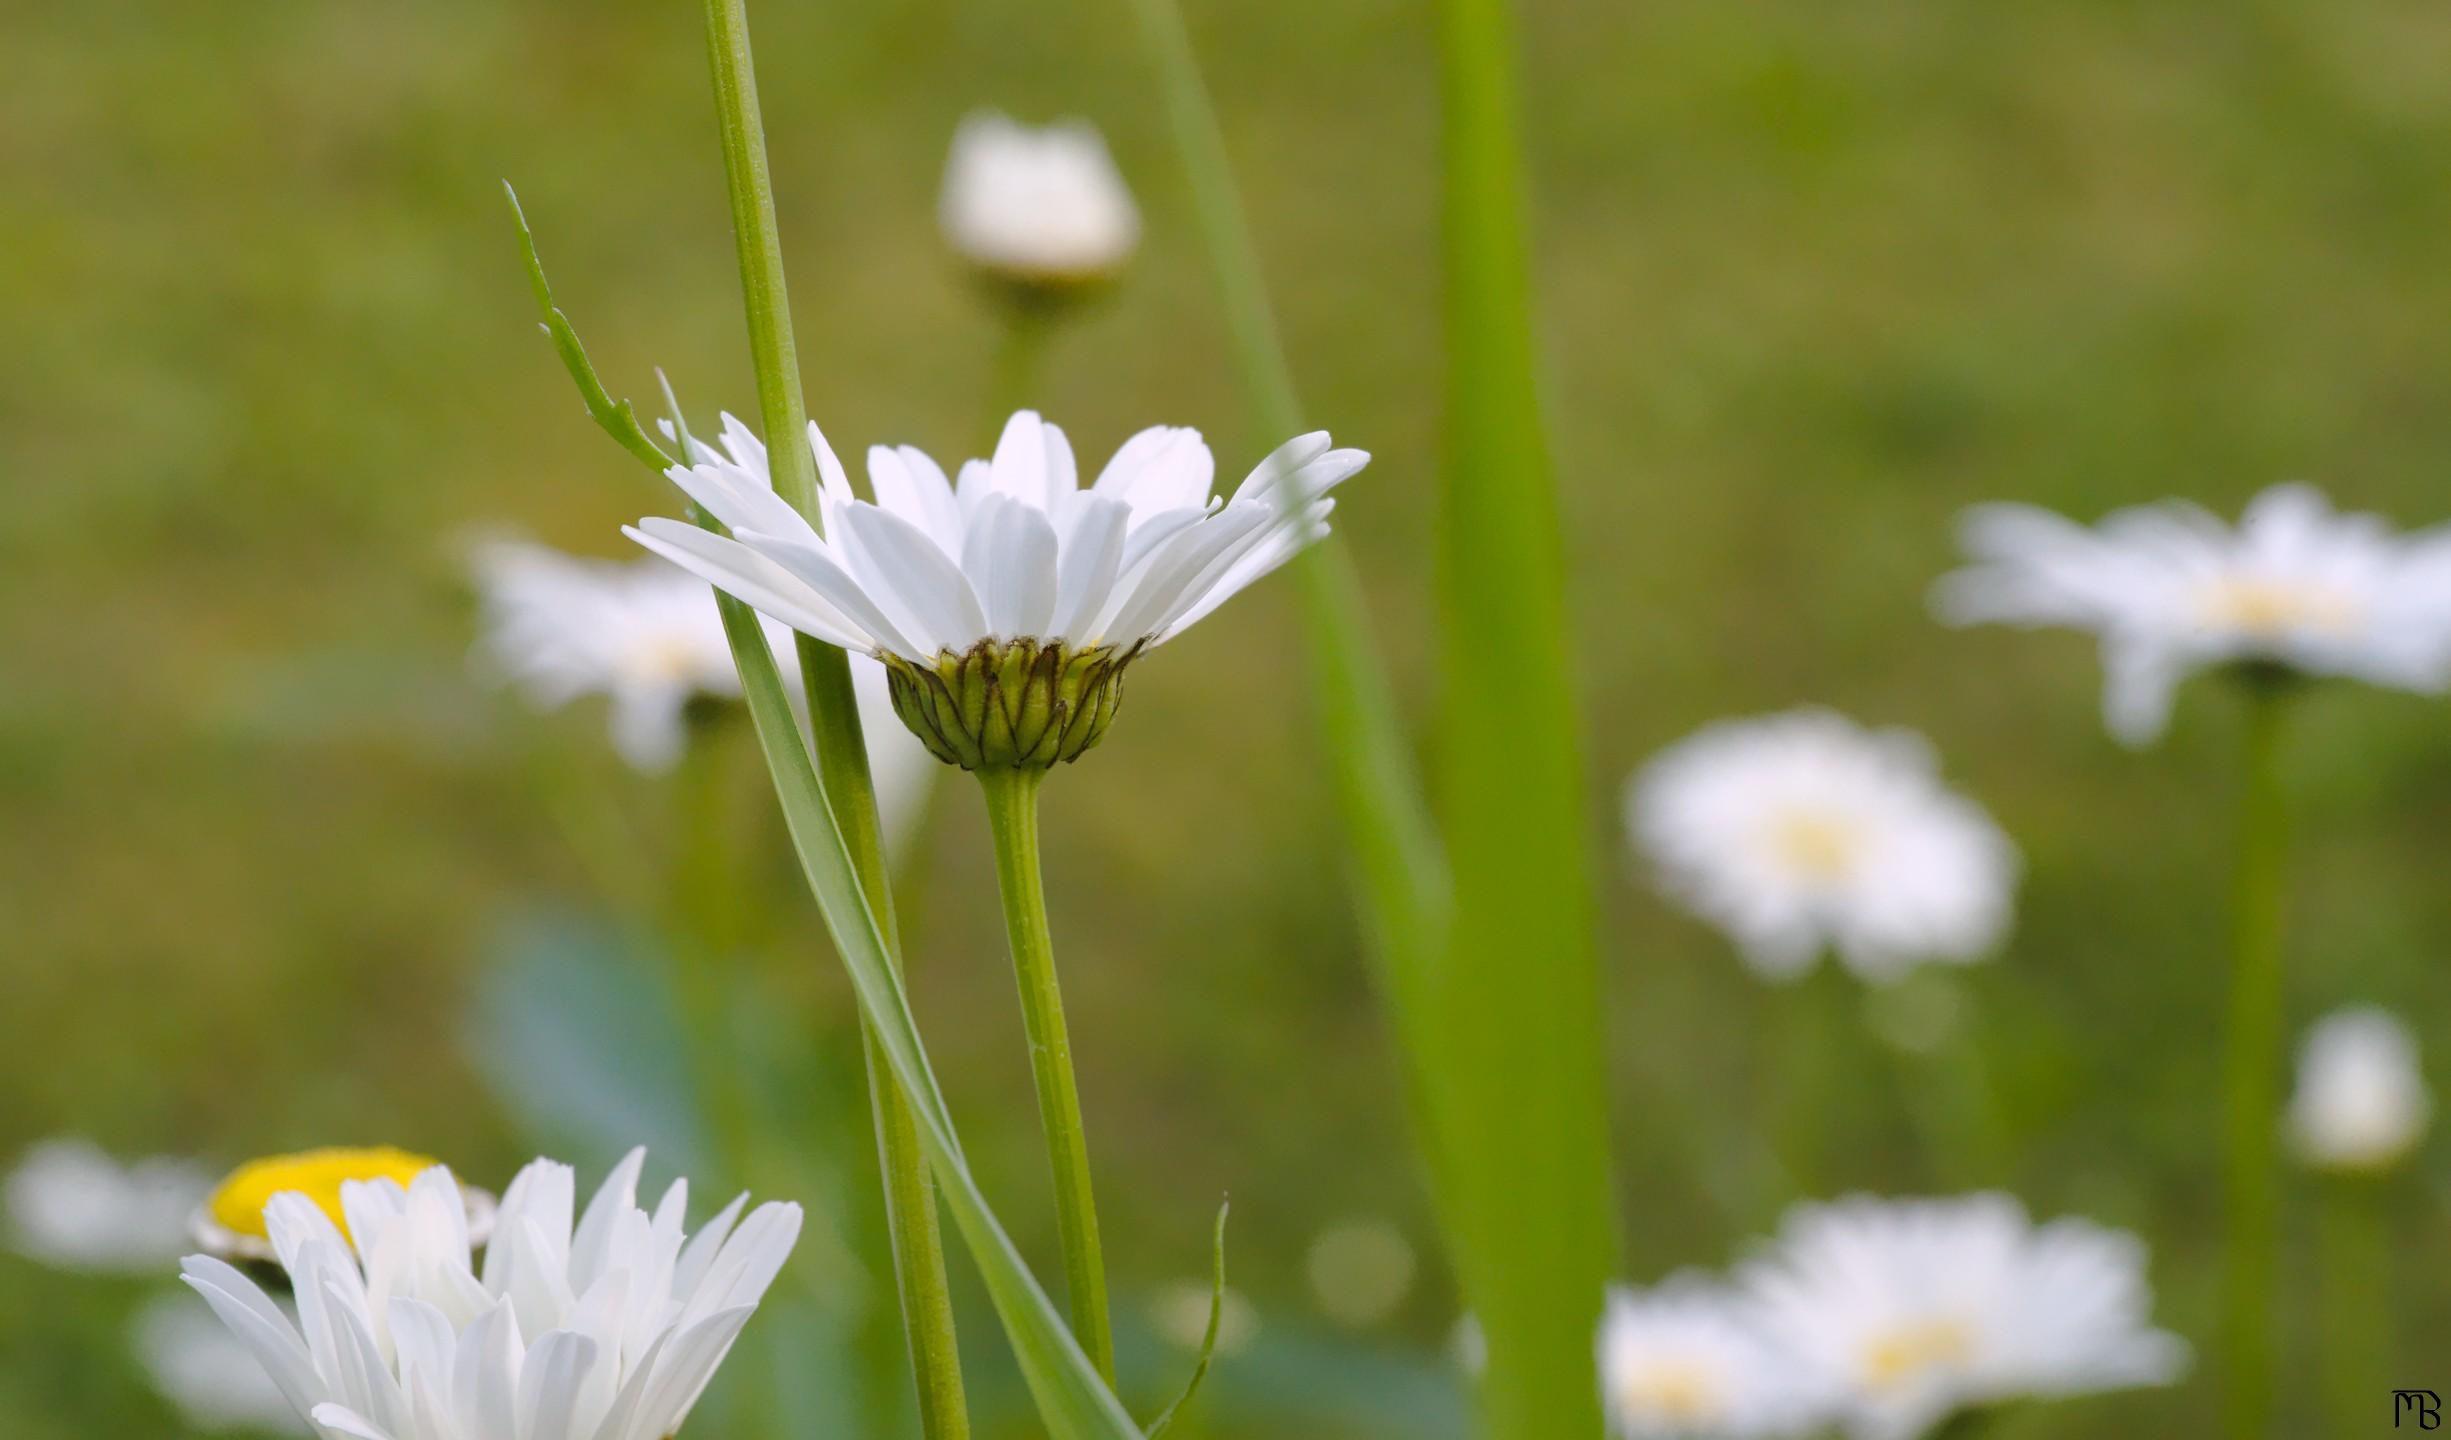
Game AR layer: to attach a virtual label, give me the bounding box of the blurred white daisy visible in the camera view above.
[135,1290,306,1433]
[1598,1277,1825,1438]
[1629,710,2018,982]
[2288,1006,2431,1173]
[471,539,934,837]
[1740,1194,2187,1440]
[1934,483,2451,745]
[5,1138,207,1273]
[940,111,1139,289]
[182,1147,800,1440]
[629,409,1366,770]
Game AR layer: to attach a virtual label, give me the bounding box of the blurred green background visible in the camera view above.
[8,0,2451,1435]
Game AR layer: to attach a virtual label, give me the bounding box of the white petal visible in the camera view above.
[834,503,990,659]
[664,461,814,543]
[962,495,1060,639]
[676,1202,801,1330]
[671,1194,748,1303]
[452,1301,523,1440]
[1093,426,1214,514]
[987,411,1053,510]
[181,1263,323,1423]
[1050,496,1133,640]
[625,1307,758,1440]
[1229,431,1334,502]
[732,528,927,660]
[623,521,869,650]
[484,1162,573,1299]
[310,1403,394,1440]
[867,444,963,552]
[1156,498,1335,639]
[569,1150,644,1299]
[1101,505,1276,642]
[515,1331,602,1440]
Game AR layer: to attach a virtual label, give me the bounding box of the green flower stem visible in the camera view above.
[2319,1172,2389,1437]
[2221,682,2293,1440]
[696,2,971,1434]
[986,302,1055,446]
[976,766,1115,1380]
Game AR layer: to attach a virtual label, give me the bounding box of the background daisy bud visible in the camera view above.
[629,409,1367,773]
[2288,1006,2431,1173]
[940,111,1140,296]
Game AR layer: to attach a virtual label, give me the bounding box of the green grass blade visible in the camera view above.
[1430,0,1620,1429]
[1121,0,1453,1161]
[1141,1201,1230,1437]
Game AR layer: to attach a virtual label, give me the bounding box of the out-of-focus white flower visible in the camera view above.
[2289,1006,2431,1173]
[629,410,1365,771]
[1148,1280,1258,1356]
[471,537,934,842]
[1598,1277,1825,1438]
[182,1148,800,1440]
[1629,710,2019,982]
[5,1138,207,1273]
[1305,1217,1416,1328]
[135,1291,306,1433]
[1934,484,2451,745]
[940,111,1139,288]
[1740,1195,2187,1440]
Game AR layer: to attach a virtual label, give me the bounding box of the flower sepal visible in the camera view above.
[885,638,1141,771]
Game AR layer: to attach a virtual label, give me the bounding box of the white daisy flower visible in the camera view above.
[471,540,935,838]
[135,1291,307,1433]
[1934,483,2451,745]
[1628,710,2019,982]
[940,111,1139,289]
[2288,1006,2431,1173]
[181,1148,800,1440]
[4,1138,208,1273]
[627,409,1366,770]
[1739,1195,2188,1440]
[1598,1277,1825,1438]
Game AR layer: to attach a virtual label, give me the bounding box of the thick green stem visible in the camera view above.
[2318,1173,2389,1437]
[976,767,1114,1381]
[668,708,761,1173]
[2220,683,2292,1440]
[696,2,971,1433]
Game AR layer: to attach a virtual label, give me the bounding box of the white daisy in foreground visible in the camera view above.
[2289,1006,2431,1173]
[1629,710,2018,982]
[1934,483,2451,745]
[629,409,1366,771]
[135,1291,306,1433]
[5,1138,207,1272]
[1598,1277,1825,1438]
[1740,1195,2187,1440]
[471,539,934,839]
[940,111,1139,291]
[182,1147,800,1440]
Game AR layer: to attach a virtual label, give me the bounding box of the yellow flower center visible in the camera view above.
[1619,1360,1723,1422]
[2196,576,2356,636]
[207,1147,441,1241]
[1767,810,1862,882]
[1860,1317,1975,1391]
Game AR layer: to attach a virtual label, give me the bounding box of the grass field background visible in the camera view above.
[8,0,2451,1434]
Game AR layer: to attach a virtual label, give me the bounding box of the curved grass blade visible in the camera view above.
[1141,1201,1230,1438]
